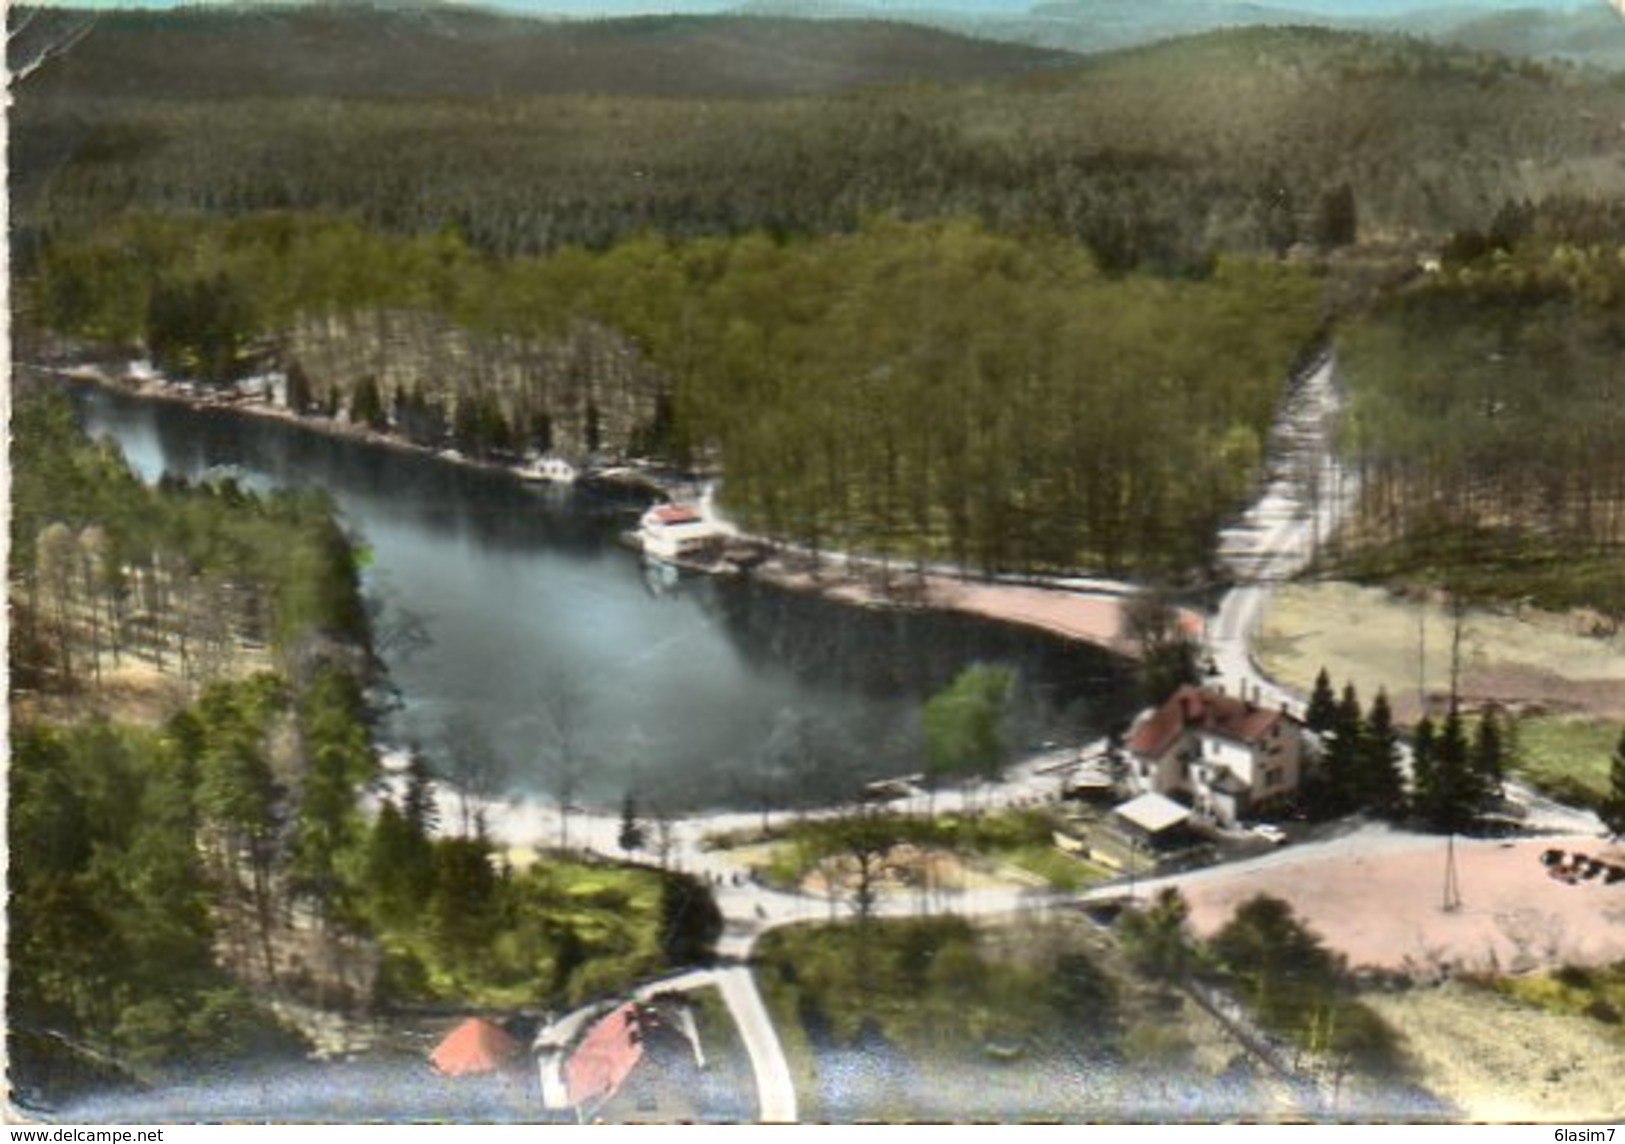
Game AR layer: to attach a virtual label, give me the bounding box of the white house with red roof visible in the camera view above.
[1124,684,1305,826]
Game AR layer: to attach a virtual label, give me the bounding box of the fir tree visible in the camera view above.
[1423,707,1479,834]
[1358,689,1407,820]
[1332,683,1363,806]
[1471,707,1507,803]
[618,791,646,855]
[1311,681,1363,818]
[1410,715,1436,823]
[1601,730,1625,839]
[402,746,440,840]
[1306,667,1338,734]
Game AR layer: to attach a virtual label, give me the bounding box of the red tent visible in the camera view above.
[430,1017,524,1077]
[563,1003,646,1108]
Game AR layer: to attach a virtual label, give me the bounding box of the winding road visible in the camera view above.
[1209,352,1357,716]
[486,349,1604,1121]
[463,355,1366,1123]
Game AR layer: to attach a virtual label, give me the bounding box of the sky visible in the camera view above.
[30,0,1608,14]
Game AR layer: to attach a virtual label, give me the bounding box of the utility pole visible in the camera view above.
[1417,601,1427,718]
[1443,833,1462,913]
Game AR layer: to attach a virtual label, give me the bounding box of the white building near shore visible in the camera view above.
[1124,684,1307,827]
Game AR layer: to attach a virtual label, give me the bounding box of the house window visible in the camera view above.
[1264,766,1284,789]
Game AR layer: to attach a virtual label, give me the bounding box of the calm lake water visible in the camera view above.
[67,382,1134,810]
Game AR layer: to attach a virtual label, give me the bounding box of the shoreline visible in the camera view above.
[40,359,1187,662]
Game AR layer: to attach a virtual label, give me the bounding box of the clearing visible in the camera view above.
[1362,981,1625,1122]
[1255,581,1625,724]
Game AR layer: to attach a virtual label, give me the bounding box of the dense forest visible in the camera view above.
[1336,199,1625,616]
[32,213,1320,575]
[7,395,722,1105]
[8,387,376,1094]
[14,20,1625,267]
[18,15,1625,584]
[9,384,369,693]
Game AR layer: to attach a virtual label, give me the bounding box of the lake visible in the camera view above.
[67,382,1135,811]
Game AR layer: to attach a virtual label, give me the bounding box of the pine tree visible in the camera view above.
[284,362,312,412]
[352,375,387,430]
[1315,682,1363,817]
[1410,716,1437,823]
[1359,689,1407,820]
[402,747,439,840]
[1306,668,1338,734]
[1472,707,1507,804]
[1314,183,1359,251]
[364,799,420,929]
[1424,708,1479,834]
[618,791,646,855]
[1601,730,1625,839]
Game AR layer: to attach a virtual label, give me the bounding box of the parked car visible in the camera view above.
[1250,822,1289,846]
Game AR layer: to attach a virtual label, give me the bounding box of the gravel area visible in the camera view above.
[1164,830,1625,976]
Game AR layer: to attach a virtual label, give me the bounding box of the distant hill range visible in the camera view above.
[8,4,1077,100]
[15,1,1623,108]
[13,8,1625,262]
[736,0,1625,70]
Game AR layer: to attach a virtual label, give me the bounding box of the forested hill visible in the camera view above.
[8,4,1074,100]
[16,21,1625,263]
[741,0,1625,72]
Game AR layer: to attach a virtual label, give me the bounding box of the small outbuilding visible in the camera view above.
[1113,791,1192,841]
[430,1017,526,1078]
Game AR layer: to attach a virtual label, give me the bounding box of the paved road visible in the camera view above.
[1209,353,1356,718]
[712,965,797,1122]
[425,349,1609,1121]
[1200,357,1605,837]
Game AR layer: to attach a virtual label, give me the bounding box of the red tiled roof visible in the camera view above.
[1126,684,1285,758]
[651,505,703,526]
[564,1003,647,1108]
[430,1017,524,1077]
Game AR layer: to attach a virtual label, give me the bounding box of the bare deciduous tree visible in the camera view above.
[539,671,591,849]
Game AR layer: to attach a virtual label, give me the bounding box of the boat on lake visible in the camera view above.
[518,454,580,484]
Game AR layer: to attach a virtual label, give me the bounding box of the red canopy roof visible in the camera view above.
[650,504,703,526]
[564,1003,647,1107]
[430,1017,524,1077]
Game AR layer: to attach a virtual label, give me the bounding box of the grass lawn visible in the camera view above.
[1489,962,1625,1030]
[715,808,1114,893]
[1000,841,1112,891]
[750,904,1443,1120]
[1255,580,1625,725]
[753,915,1126,1121]
[1511,715,1622,807]
[374,859,678,1009]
